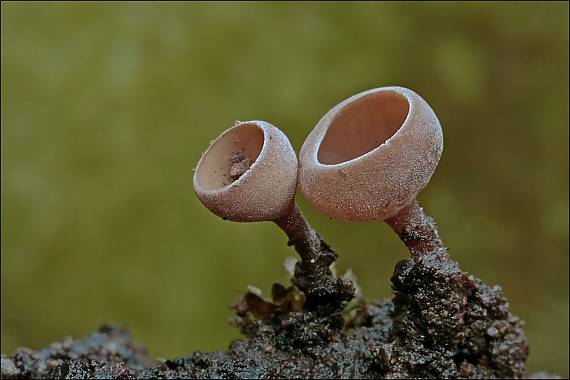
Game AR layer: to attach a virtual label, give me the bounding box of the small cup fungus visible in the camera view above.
[194,121,353,302]
[299,86,446,260]
[193,121,297,223]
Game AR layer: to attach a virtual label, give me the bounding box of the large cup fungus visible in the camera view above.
[299,87,446,260]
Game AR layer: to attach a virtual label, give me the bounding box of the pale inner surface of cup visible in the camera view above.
[196,123,264,190]
[317,91,410,165]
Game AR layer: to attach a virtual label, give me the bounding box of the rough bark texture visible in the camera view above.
[2,252,547,379]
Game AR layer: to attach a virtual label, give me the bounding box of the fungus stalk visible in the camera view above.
[274,203,351,304]
[275,203,334,264]
[384,201,446,261]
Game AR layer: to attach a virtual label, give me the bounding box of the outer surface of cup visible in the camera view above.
[299,87,443,221]
[194,121,298,222]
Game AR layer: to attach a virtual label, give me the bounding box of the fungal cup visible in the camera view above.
[194,121,297,223]
[299,87,446,260]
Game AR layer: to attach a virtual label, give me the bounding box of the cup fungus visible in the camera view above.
[194,121,353,303]
[299,86,446,260]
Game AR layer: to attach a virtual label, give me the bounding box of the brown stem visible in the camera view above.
[274,203,353,306]
[384,200,447,261]
[275,203,333,263]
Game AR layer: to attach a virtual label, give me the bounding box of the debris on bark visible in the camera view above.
[1,251,552,379]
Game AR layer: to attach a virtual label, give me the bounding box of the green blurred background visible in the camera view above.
[1,1,568,376]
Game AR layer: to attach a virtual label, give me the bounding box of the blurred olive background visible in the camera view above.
[1,1,568,376]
